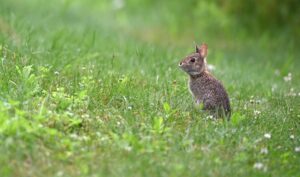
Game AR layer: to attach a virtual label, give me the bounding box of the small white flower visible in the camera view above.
[283,73,292,82]
[81,114,90,118]
[264,133,271,139]
[56,171,64,177]
[96,132,101,137]
[253,162,264,170]
[260,148,268,154]
[286,88,296,96]
[207,64,215,71]
[206,115,214,120]
[271,84,277,92]
[290,135,295,139]
[54,71,59,75]
[124,145,132,152]
[113,0,124,10]
[70,133,78,139]
[295,147,300,152]
[254,110,261,116]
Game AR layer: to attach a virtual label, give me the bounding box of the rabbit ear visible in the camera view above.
[199,43,208,58]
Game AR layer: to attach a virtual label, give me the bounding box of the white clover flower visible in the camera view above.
[295,147,300,152]
[286,88,297,97]
[271,84,277,92]
[253,162,264,170]
[81,114,90,118]
[283,73,292,82]
[124,145,132,152]
[54,71,59,75]
[254,110,261,116]
[264,133,271,139]
[96,132,101,137]
[206,115,214,120]
[260,148,268,154]
[56,171,64,177]
[70,133,78,139]
[290,135,295,139]
[207,64,215,71]
[113,0,124,10]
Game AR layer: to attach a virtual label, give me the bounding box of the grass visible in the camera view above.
[0,0,300,177]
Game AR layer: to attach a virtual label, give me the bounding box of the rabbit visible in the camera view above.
[178,43,231,118]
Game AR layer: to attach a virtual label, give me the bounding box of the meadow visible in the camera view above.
[0,0,299,176]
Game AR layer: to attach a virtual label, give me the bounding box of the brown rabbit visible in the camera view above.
[178,44,231,118]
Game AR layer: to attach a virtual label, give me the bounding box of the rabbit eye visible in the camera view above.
[190,58,196,63]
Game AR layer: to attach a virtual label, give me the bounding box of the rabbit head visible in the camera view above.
[179,44,208,76]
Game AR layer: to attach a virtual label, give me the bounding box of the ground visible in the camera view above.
[0,0,299,177]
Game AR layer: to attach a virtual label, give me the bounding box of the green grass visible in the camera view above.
[0,0,300,177]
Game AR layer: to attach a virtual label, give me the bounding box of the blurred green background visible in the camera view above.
[1,0,300,45]
[112,0,300,41]
[1,0,300,177]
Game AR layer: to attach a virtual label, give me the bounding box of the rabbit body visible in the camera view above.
[179,44,231,118]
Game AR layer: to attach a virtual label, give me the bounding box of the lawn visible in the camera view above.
[0,0,299,177]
